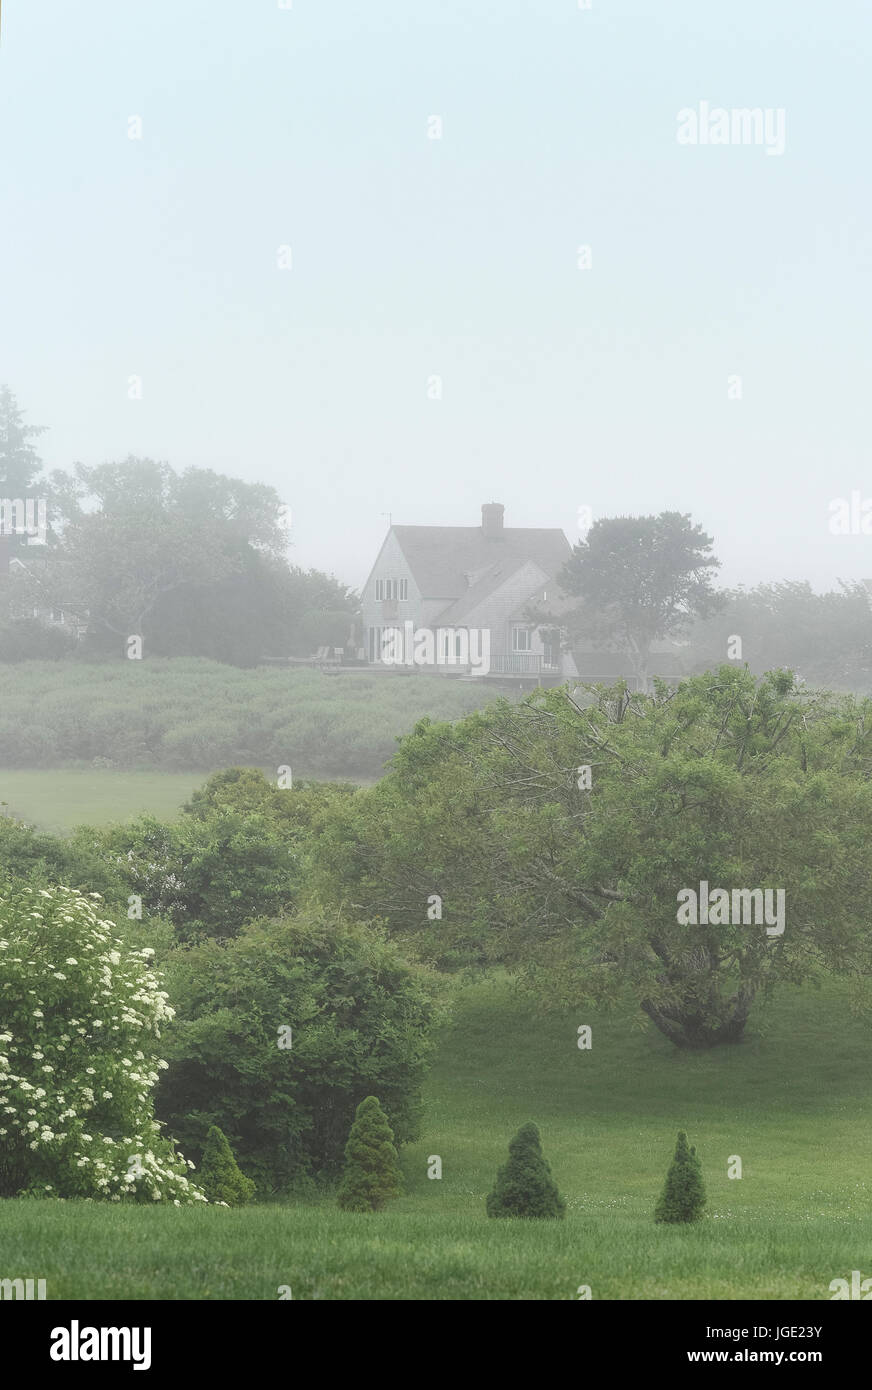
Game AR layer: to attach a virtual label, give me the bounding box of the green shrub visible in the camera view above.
[486,1121,565,1219]
[654,1131,706,1223]
[157,910,442,1192]
[199,1125,255,1206]
[337,1096,403,1212]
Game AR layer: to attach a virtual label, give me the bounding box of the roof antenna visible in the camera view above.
[381,512,392,527]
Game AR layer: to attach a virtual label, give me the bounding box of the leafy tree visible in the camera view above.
[157,910,441,1192]
[0,387,47,579]
[654,1131,706,1223]
[28,457,291,656]
[486,1121,565,1219]
[297,608,353,655]
[556,512,722,688]
[199,1125,255,1206]
[0,386,46,498]
[93,810,298,942]
[0,882,204,1202]
[313,669,872,1048]
[0,816,125,902]
[336,1096,403,1212]
[89,772,355,941]
[684,580,872,694]
[182,766,355,832]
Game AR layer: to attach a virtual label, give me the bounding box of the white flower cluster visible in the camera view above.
[0,885,206,1204]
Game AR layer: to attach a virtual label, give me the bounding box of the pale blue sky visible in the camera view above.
[1,0,869,590]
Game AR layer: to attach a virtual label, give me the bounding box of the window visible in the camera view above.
[512,627,531,652]
[375,578,408,601]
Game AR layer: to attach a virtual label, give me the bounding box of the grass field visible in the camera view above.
[2,974,869,1299]
[0,770,206,833]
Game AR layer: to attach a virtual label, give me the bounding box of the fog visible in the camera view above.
[2,0,868,591]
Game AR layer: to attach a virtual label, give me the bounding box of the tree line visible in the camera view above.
[0,387,354,665]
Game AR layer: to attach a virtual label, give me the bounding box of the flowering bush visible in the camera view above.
[0,883,205,1204]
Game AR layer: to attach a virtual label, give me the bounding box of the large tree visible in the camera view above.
[556,512,723,688]
[16,457,354,662]
[312,668,872,1049]
[36,457,285,646]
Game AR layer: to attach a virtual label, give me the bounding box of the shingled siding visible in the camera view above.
[465,560,551,659]
[361,530,423,659]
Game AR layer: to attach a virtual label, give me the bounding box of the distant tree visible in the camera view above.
[30,457,290,654]
[684,581,872,694]
[557,512,723,688]
[199,1126,255,1206]
[0,386,46,497]
[337,1096,404,1213]
[486,1121,565,1219]
[297,607,354,655]
[23,457,357,663]
[654,1131,706,1223]
[0,387,47,576]
[0,616,74,661]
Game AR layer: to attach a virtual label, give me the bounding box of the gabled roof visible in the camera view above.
[436,558,550,625]
[392,525,571,600]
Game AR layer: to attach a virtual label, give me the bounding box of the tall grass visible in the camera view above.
[0,660,502,777]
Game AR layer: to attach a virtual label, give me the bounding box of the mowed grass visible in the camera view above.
[1,975,871,1299]
[0,770,205,833]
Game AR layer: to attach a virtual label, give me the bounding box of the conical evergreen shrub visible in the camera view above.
[199,1125,256,1206]
[654,1131,706,1223]
[337,1096,403,1212]
[486,1122,565,1219]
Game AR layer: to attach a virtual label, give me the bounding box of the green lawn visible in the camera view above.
[2,974,870,1299]
[0,769,206,833]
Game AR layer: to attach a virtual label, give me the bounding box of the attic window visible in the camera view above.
[375,578,408,601]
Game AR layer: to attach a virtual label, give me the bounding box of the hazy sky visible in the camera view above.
[1,1,870,592]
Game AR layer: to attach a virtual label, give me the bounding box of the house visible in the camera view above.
[2,553,88,639]
[360,501,685,688]
[360,502,579,682]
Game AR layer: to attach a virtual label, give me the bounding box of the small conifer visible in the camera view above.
[654,1131,706,1223]
[486,1122,566,1219]
[199,1125,256,1206]
[337,1096,403,1213]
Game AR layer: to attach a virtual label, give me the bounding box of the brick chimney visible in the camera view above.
[481,502,505,539]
